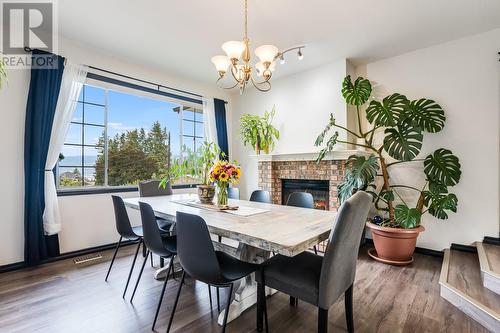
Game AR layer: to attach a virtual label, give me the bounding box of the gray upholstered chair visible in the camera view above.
[257,191,372,333]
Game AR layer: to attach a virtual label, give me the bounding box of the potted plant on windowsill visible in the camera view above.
[240,106,280,154]
[315,76,461,265]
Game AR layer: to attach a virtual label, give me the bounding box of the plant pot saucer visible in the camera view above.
[367,248,413,266]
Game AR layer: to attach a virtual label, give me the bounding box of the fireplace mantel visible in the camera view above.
[252,149,371,162]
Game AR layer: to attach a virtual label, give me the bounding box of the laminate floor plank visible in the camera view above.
[0,245,488,332]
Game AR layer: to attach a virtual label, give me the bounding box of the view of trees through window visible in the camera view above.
[57,84,203,189]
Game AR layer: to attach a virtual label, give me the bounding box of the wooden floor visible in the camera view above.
[0,245,488,333]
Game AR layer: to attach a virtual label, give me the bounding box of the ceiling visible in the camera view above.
[58,0,500,84]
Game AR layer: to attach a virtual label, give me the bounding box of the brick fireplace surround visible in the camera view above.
[257,156,348,212]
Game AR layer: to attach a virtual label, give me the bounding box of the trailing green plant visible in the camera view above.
[160,141,224,188]
[240,106,280,154]
[315,75,461,229]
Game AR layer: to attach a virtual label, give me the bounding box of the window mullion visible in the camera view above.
[104,89,109,187]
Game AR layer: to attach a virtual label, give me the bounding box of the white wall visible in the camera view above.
[0,36,232,265]
[231,59,350,199]
[358,29,500,250]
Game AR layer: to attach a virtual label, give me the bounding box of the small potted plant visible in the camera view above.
[160,141,224,203]
[315,75,461,265]
[240,106,280,154]
[209,161,241,207]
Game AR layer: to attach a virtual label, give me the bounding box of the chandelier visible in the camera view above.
[211,0,304,94]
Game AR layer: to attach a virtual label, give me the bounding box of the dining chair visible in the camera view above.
[130,202,177,330]
[286,192,319,255]
[139,179,175,267]
[228,187,240,199]
[167,212,261,333]
[257,191,372,333]
[106,196,144,299]
[249,190,272,203]
[139,180,174,233]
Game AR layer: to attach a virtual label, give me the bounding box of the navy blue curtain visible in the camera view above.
[214,98,229,159]
[24,50,65,265]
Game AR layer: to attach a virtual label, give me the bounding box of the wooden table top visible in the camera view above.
[124,194,336,257]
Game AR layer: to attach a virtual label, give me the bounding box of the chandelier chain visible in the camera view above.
[244,0,248,40]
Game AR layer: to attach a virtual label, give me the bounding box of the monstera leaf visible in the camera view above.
[423,188,458,220]
[394,204,422,228]
[383,120,423,161]
[346,154,379,185]
[315,114,335,147]
[406,99,445,133]
[341,75,372,106]
[366,93,408,127]
[424,149,461,186]
[316,131,339,163]
[379,189,395,202]
[337,154,379,203]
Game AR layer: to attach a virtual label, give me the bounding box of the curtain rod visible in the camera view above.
[23,46,228,104]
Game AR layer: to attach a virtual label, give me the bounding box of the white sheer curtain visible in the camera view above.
[203,97,218,145]
[43,61,88,235]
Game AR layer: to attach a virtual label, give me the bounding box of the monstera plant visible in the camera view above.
[315,75,461,265]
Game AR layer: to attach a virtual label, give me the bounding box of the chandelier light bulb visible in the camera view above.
[255,45,279,64]
[297,48,304,60]
[222,41,246,60]
[279,54,285,65]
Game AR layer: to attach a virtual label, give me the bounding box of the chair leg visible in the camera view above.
[130,250,149,302]
[167,271,186,333]
[318,307,328,333]
[122,239,142,298]
[208,285,213,309]
[262,275,269,333]
[345,284,354,333]
[216,287,220,313]
[152,255,174,330]
[289,296,298,307]
[105,236,122,281]
[257,281,263,332]
[313,245,318,255]
[221,283,234,333]
[218,235,222,243]
[160,257,165,268]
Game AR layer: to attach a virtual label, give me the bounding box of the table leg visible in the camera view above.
[217,243,275,326]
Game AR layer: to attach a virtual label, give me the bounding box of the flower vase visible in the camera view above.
[217,184,228,207]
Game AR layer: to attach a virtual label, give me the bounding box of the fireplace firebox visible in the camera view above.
[281,179,330,210]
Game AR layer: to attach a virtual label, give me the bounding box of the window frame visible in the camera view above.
[56,75,204,196]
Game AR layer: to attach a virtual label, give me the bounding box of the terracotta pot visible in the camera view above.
[197,185,215,204]
[366,222,425,264]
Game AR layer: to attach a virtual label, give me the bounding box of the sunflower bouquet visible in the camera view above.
[209,161,241,206]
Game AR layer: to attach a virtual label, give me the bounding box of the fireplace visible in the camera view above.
[282,179,330,210]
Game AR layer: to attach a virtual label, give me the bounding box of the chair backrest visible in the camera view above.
[228,187,240,200]
[139,180,172,197]
[318,191,372,309]
[139,202,174,257]
[175,212,222,283]
[249,190,271,204]
[111,195,139,239]
[286,192,314,209]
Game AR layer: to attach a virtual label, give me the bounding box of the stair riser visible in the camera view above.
[482,271,500,296]
[440,284,500,332]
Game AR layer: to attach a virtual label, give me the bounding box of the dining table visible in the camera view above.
[123,193,337,325]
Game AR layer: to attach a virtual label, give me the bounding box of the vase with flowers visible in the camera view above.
[209,161,242,207]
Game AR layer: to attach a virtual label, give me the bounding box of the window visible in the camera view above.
[57,83,204,190]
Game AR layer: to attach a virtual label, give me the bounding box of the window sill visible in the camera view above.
[57,184,199,197]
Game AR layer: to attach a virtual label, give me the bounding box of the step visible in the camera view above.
[439,248,500,332]
[477,242,500,295]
